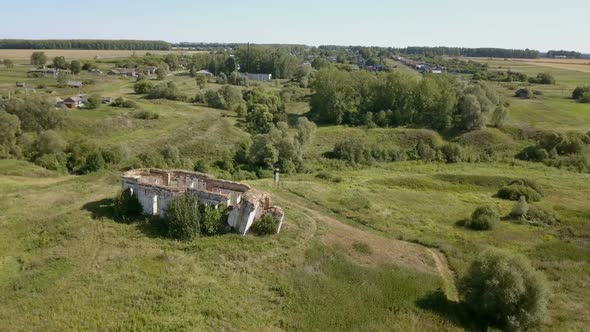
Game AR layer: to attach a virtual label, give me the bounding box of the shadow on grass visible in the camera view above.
[416,289,481,331]
[82,199,168,239]
[82,199,116,220]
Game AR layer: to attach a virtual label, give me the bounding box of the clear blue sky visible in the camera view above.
[1,0,589,52]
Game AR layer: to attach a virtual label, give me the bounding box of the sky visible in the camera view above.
[1,0,589,53]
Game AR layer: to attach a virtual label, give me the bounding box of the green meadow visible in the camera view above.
[0,54,589,331]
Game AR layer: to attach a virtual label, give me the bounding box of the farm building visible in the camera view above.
[63,96,85,109]
[195,70,213,77]
[108,68,138,77]
[246,73,272,81]
[27,67,58,77]
[67,81,84,88]
[139,66,159,75]
[15,82,26,87]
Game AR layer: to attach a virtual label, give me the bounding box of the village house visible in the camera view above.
[195,69,213,77]
[16,82,26,88]
[63,96,85,109]
[108,68,138,77]
[67,80,84,88]
[246,73,272,81]
[139,66,159,75]
[27,67,58,77]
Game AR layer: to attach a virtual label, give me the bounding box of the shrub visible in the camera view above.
[527,204,560,225]
[251,214,278,235]
[528,72,555,85]
[441,143,464,163]
[581,92,590,104]
[572,86,590,100]
[85,94,102,109]
[459,249,550,331]
[316,171,343,183]
[508,178,544,197]
[200,204,227,236]
[467,204,499,230]
[498,184,542,202]
[113,188,143,221]
[111,97,136,108]
[332,138,369,164]
[193,159,208,173]
[510,196,529,219]
[165,194,201,240]
[133,110,159,120]
[134,80,154,94]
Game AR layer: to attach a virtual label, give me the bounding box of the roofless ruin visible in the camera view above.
[121,169,285,235]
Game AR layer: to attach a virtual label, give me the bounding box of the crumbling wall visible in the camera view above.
[121,168,284,234]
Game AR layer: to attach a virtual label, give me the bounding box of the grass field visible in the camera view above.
[1,54,590,330]
[469,57,590,74]
[465,58,590,131]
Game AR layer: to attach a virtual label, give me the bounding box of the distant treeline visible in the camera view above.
[545,50,582,58]
[0,39,171,50]
[318,45,541,59]
[399,47,540,59]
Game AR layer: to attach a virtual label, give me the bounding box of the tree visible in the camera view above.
[56,71,69,87]
[219,85,242,110]
[69,60,82,74]
[165,194,201,240]
[310,67,359,124]
[248,134,279,167]
[2,59,14,68]
[156,65,168,80]
[457,94,484,130]
[113,188,143,221]
[295,117,317,145]
[134,80,154,94]
[0,111,21,149]
[572,86,590,100]
[30,51,47,66]
[1,96,65,131]
[204,90,226,109]
[36,130,67,155]
[52,56,68,69]
[195,74,208,90]
[85,94,102,109]
[459,249,549,331]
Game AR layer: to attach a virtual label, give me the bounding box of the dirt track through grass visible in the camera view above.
[277,190,459,302]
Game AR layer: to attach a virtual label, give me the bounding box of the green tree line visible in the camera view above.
[0,39,171,50]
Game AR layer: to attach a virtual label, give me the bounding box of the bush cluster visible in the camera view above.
[111,97,136,108]
[516,131,589,172]
[510,197,559,226]
[163,194,232,240]
[113,188,143,222]
[497,179,544,202]
[251,214,279,236]
[330,138,487,165]
[466,204,499,230]
[459,249,550,331]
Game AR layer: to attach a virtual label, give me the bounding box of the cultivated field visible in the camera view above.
[467,57,590,73]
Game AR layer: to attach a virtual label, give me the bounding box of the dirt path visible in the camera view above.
[426,248,459,302]
[280,196,458,301]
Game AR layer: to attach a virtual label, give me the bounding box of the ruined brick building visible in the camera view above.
[121,169,285,235]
